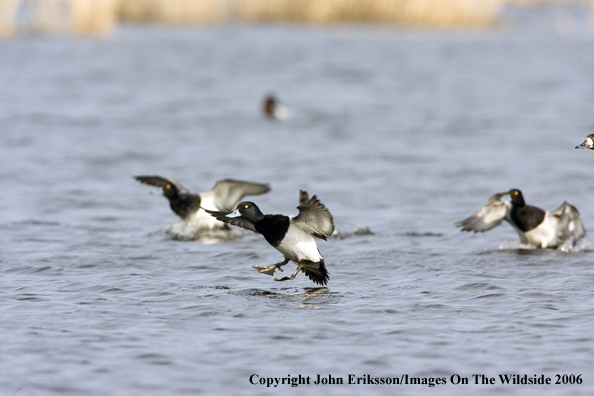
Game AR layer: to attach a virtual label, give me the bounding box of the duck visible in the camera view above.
[263,95,290,120]
[576,134,594,150]
[204,190,334,286]
[456,189,586,249]
[134,176,271,231]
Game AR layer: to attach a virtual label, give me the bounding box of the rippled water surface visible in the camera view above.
[2,6,594,396]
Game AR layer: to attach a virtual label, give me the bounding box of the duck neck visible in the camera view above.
[509,205,545,232]
[254,215,290,247]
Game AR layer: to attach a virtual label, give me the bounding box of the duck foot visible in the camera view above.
[274,264,303,282]
[253,258,289,276]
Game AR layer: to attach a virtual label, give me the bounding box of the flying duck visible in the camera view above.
[263,95,290,120]
[456,189,586,249]
[204,190,334,286]
[134,176,270,231]
[576,134,594,150]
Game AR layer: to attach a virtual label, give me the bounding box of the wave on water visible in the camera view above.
[403,232,443,237]
[232,287,342,306]
[331,226,378,240]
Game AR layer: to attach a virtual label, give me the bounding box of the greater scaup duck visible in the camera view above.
[135,176,270,231]
[576,134,594,150]
[263,95,290,120]
[456,189,586,249]
[204,190,334,286]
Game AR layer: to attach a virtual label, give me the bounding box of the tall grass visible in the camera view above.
[117,0,505,27]
[0,0,119,36]
[1,0,593,38]
[0,0,20,36]
[119,0,230,24]
[69,0,120,35]
[232,0,504,26]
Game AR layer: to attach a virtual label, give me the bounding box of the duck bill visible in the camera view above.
[226,209,242,218]
[575,141,588,149]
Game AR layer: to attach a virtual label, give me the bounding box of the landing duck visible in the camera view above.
[457,189,586,249]
[205,190,334,285]
[135,176,270,231]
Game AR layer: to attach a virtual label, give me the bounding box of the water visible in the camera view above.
[2,5,594,395]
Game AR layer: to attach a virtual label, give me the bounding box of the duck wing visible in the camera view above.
[210,179,271,211]
[549,202,586,242]
[456,191,511,232]
[292,190,335,240]
[202,208,257,233]
[134,175,188,193]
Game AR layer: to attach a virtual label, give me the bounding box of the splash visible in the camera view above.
[497,238,593,253]
[561,237,593,253]
[163,221,245,243]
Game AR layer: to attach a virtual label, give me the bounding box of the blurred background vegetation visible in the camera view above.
[0,0,593,37]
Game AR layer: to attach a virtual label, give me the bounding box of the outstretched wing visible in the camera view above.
[575,134,594,149]
[292,190,335,240]
[550,201,587,242]
[134,175,187,193]
[210,179,271,211]
[456,191,510,233]
[202,208,257,233]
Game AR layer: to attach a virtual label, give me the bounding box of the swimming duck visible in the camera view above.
[204,190,334,286]
[263,95,290,120]
[456,189,586,249]
[576,134,594,150]
[135,176,270,230]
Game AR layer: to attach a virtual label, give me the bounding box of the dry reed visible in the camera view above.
[117,0,505,27]
[233,0,504,26]
[2,0,593,38]
[69,0,120,35]
[0,0,20,37]
[119,0,230,24]
[0,0,120,37]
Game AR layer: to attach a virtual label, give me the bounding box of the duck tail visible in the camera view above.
[303,259,329,286]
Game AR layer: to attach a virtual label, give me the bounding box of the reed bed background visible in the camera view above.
[118,0,504,26]
[232,0,504,26]
[118,0,230,24]
[0,0,19,36]
[0,0,593,37]
[0,0,119,37]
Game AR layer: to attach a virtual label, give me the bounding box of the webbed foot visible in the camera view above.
[253,258,289,276]
[253,264,284,276]
[274,264,303,282]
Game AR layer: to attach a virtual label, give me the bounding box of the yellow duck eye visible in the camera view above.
[166,184,171,189]
[244,204,249,209]
[514,191,519,195]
